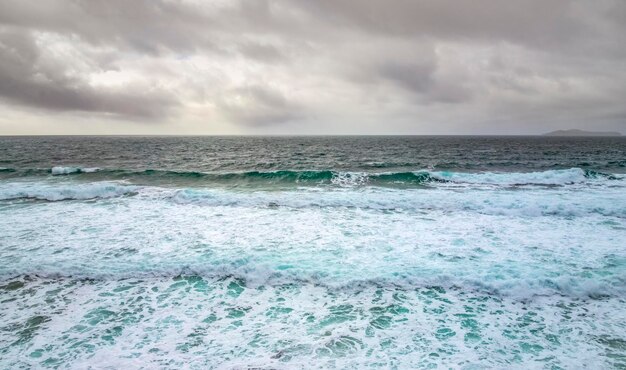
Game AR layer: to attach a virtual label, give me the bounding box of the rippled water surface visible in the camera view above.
[0,136,625,369]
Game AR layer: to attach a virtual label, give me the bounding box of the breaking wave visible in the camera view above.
[0,182,138,201]
[168,187,626,217]
[51,166,100,175]
[0,167,621,187]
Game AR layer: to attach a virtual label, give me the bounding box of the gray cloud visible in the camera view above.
[377,58,472,104]
[0,0,215,54]
[216,85,303,126]
[0,0,624,133]
[380,61,435,95]
[289,0,614,51]
[237,41,286,63]
[0,27,178,119]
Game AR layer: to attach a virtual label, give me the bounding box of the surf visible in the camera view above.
[0,167,621,188]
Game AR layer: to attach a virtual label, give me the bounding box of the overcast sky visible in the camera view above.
[0,0,625,135]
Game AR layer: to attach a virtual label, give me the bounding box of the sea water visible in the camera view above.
[0,136,625,369]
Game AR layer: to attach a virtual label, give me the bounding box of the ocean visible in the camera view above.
[0,136,625,369]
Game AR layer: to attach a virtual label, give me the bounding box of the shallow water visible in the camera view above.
[0,136,625,368]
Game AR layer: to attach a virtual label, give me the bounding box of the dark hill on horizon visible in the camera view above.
[543,129,622,137]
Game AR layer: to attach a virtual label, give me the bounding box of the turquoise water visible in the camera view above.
[0,136,625,368]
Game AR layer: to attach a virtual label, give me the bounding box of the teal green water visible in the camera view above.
[0,136,625,368]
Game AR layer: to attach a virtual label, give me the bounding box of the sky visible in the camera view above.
[0,0,625,135]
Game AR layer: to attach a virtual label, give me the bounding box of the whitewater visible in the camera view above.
[0,136,625,369]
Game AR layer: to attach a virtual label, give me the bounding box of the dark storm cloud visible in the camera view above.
[0,0,214,54]
[0,27,178,119]
[0,0,624,132]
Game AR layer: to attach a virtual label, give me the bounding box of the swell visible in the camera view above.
[0,166,622,187]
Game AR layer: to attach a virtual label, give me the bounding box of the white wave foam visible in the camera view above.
[169,186,626,218]
[430,168,596,185]
[1,172,625,369]
[2,275,622,369]
[51,166,100,175]
[2,181,624,300]
[330,172,369,187]
[1,175,625,301]
[0,181,138,201]
[4,262,623,300]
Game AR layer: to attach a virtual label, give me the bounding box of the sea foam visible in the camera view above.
[51,166,100,175]
[1,180,624,300]
[1,165,625,369]
[1,275,623,369]
[0,181,138,201]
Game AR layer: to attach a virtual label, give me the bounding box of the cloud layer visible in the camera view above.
[0,0,625,134]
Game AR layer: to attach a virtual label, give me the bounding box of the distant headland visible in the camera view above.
[543,129,622,137]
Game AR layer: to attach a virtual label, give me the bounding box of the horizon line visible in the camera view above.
[0,133,623,137]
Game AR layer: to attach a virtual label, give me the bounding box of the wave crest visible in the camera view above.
[51,166,100,175]
[0,182,138,201]
[0,167,622,188]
